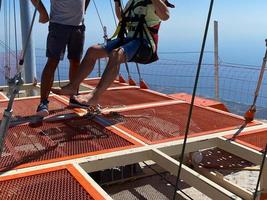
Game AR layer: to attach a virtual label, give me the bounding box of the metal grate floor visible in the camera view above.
[78,88,173,108]
[0,118,136,170]
[0,92,7,100]
[197,147,253,169]
[83,79,126,88]
[234,130,267,151]
[102,103,246,144]
[0,166,99,200]
[0,96,71,122]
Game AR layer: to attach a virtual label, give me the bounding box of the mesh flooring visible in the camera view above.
[0,118,135,170]
[83,79,126,88]
[0,92,7,100]
[78,88,172,108]
[0,169,94,200]
[103,103,245,143]
[0,96,72,122]
[196,148,253,169]
[235,130,267,151]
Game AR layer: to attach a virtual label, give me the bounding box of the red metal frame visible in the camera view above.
[99,102,259,145]
[0,164,106,200]
[225,128,267,152]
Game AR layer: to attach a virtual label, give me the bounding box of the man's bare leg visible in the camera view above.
[51,45,107,95]
[69,59,80,94]
[74,48,126,106]
[41,58,60,101]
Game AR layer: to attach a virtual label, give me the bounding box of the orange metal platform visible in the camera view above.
[0,92,8,100]
[196,147,254,169]
[82,78,128,88]
[0,96,141,171]
[0,96,72,121]
[0,117,140,171]
[101,102,254,144]
[0,165,105,200]
[229,128,267,152]
[169,93,229,112]
[0,86,266,200]
[67,87,174,108]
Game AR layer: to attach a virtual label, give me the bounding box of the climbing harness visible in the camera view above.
[106,0,137,85]
[172,0,214,199]
[111,0,161,64]
[113,0,175,87]
[231,39,267,140]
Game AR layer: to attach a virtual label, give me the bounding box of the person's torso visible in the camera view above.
[124,0,161,51]
[50,0,85,26]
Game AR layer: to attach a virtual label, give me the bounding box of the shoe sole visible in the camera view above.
[69,102,89,109]
[36,110,49,117]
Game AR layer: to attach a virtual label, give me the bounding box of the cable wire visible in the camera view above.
[253,144,267,200]
[13,0,18,72]
[143,161,194,200]
[4,0,8,69]
[57,67,61,87]
[8,0,11,71]
[109,0,117,26]
[92,0,105,32]
[172,0,215,199]
[19,0,40,67]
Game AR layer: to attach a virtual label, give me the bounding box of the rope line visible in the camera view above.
[109,0,117,26]
[230,40,267,140]
[92,0,105,32]
[142,161,194,200]
[19,0,40,68]
[253,144,267,200]
[57,67,61,87]
[4,0,8,69]
[13,0,18,72]
[172,0,215,199]
[8,0,11,71]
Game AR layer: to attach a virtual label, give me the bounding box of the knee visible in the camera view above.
[46,58,59,70]
[69,59,80,68]
[109,48,125,64]
[85,45,99,60]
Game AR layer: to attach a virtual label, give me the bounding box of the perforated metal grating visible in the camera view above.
[0,118,134,170]
[79,88,172,108]
[235,130,267,151]
[83,79,126,88]
[103,103,245,143]
[0,92,7,100]
[0,169,94,200]
[0,96,72,122]
[197,148,253,169]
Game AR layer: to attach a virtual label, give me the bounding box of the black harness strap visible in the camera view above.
[116,0,159,64]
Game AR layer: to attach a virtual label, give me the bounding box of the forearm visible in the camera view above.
[30,0,47,14]
[151,0,169,21]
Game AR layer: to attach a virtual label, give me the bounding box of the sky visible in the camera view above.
[1,0,267,65]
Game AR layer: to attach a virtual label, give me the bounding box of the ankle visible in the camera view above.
[41,99,49,104]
